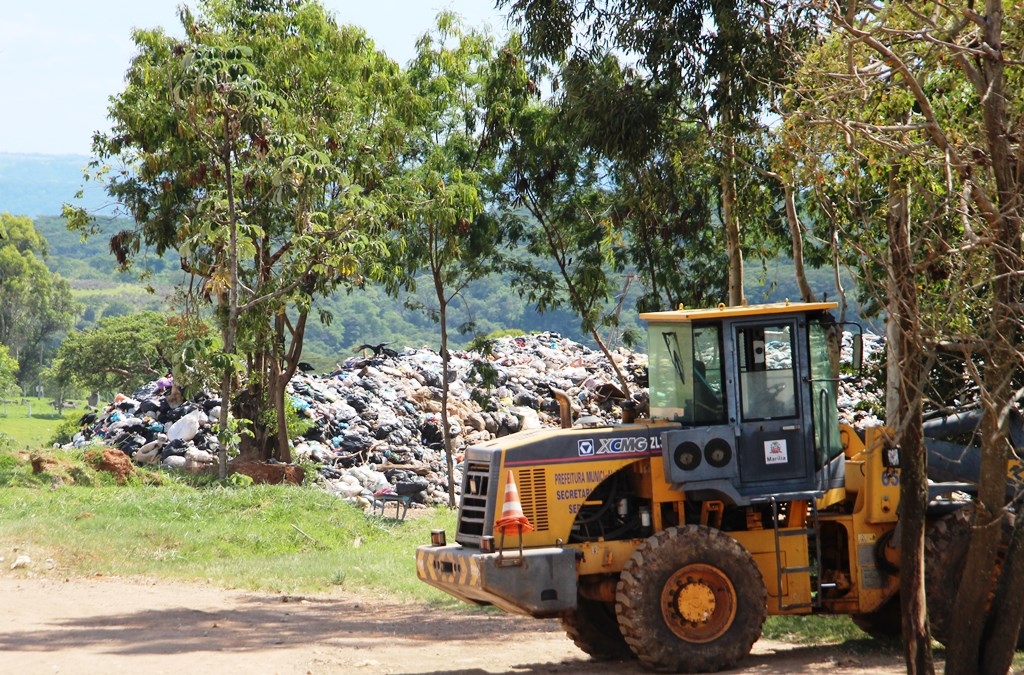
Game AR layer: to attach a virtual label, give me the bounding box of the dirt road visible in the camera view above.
[0,575,908,674]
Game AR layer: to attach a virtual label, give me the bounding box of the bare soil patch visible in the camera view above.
[0,575,910,674]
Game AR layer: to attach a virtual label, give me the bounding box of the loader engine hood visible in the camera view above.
[453,422,673,547]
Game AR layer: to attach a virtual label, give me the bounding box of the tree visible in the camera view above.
[791,3,1024,672]
[0,213,80,389]
[0,344,18,401]
[501,0,819,307]
[66,0,404,473]
[50,311,178,398]
[384,14,508,506]
[493,70,640,398]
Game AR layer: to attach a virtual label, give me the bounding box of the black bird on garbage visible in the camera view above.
[357,342,399,358]
[297,362,315,373]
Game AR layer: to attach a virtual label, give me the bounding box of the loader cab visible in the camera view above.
[643,302,846,505]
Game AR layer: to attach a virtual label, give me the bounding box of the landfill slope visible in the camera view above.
[67,330,882,511]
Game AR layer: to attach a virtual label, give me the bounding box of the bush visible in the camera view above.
[467,328,527,353]
[50,414,86,446]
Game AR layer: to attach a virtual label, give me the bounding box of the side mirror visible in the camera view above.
[838,321,865,375]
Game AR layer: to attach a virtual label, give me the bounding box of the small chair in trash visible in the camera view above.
[372,489,410,520]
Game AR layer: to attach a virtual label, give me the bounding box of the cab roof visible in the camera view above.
[640,300,838,324]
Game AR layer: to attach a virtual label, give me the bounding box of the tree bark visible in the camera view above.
[722,134,745,307]
[886,170,933,675]
[783,184,816,304]
[948,2,1023,671]
[433,261,457,508]
[217,138,239,481]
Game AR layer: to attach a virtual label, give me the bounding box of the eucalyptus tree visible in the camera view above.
[500,0,820,307]
[790,3,1024,672]
[66,0,403,472]
[489,56,638,398]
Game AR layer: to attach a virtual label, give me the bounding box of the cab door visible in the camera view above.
[733,321,813,491]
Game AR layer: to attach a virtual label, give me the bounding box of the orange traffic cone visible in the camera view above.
[495,470,534,535]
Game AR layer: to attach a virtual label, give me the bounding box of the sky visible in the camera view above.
[0,0,509,156]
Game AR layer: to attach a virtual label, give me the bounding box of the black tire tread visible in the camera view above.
[615,525,767,673]
[559,597,633,660]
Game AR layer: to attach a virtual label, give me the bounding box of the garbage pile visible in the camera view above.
[67,377,223,472]
[65,333,649,510]
[66,329,883,512]
[292,333,646,508]
[838,331,886,429]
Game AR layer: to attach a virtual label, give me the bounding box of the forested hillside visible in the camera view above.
[3,152,853,372]
[31,209,848,369]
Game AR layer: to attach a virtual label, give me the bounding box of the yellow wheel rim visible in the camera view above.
[661,563,737,643]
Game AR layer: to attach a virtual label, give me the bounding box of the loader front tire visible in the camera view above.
[851,595,902,639]
[615,525,767,673]
[560,596,633,660]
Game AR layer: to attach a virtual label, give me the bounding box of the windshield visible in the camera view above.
[648,322,725,425]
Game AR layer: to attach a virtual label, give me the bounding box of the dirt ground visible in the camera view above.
[0,574,914,675]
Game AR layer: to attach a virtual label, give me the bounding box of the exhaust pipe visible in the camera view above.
[550,388,572,429]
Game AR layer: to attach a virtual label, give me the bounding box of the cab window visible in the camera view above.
[737,324,797,420]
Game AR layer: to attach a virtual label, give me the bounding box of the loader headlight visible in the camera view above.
[673,441,702,471]
[704,438,733,468]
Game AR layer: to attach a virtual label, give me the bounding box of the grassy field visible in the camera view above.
[0,446,461,604]
[0,396,87,449]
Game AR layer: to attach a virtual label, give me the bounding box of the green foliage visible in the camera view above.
[50,311,178,397]
[0,343,18,399]
[65,0,414,461]
[0,213,81,387]
[49,414,86,447]
[467,328,526,353]
[261,398,314,442]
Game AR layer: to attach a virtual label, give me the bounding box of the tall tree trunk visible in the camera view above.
[948,3,1023,671]
[783,184,815,303]
[983,514,1024,674]
[722,136,744,307]
[830,222,848,320]
[270,309,306,464]
[886,171,933,674]
[217,142,240,481]
[433,268,457,508]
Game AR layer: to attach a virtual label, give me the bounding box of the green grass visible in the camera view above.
[0,447,461,604]
[764,614,865,643]
[0,397,87,449]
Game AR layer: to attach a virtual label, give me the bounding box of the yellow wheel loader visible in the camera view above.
[416,301,1014,672]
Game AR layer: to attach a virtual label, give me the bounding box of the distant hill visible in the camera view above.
[0,153,108,218]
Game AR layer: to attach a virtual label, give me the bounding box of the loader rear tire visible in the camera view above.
[924,503,1024,649]
[615,525,767,673]
[924,505,972,645]
[560,597,633,660]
